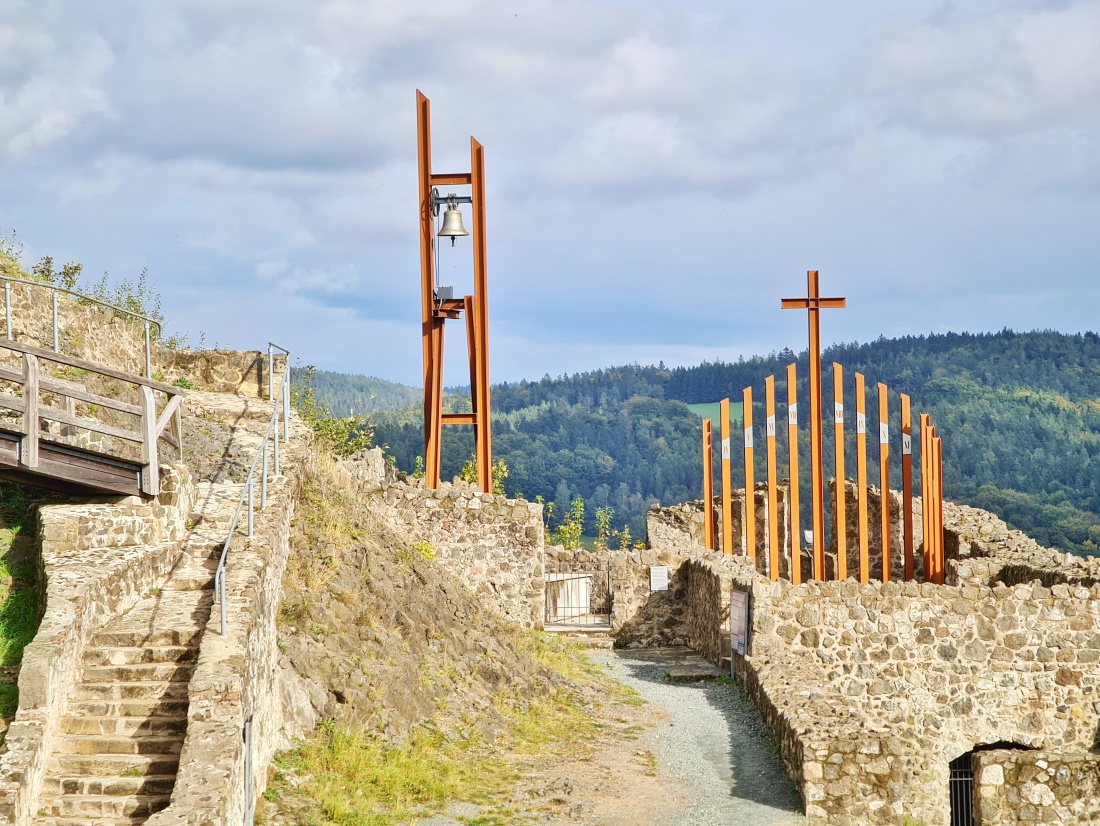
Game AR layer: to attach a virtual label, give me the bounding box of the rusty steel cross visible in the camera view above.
[781,270,845,581]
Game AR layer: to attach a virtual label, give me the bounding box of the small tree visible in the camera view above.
[552,497,585,550]
[292,365,372,458]
[594,506,614,551]
[458,455,508,495]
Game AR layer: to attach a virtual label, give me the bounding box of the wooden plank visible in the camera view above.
[140,385,158,496]
[0,391,26,413]
[765,376,779,581]
[901,394,914,581]
[0,433,141,496]
[855,372,869,584]
[878,383,891,583]
[702,419,714,550]
[39,377,142,415]
[22,353,38,468]
[0,337,182,395]
[719,398,733,555]
[38,404,142,442]
[832,363,846,580]
[743,387,755,562]
[920,413,931,582]
[153,394,183,440]
[786,364,801,585]
[0,365,21,384]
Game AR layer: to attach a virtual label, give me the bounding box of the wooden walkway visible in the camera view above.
[0,339,184,497]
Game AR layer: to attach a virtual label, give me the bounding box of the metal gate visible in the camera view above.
[949,753,974,826]
[544,566,612,628]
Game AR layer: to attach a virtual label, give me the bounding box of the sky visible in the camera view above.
[1,1,1098,387]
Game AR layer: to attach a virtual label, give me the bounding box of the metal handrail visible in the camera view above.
[213,346,291,636]
[0,274,163,377]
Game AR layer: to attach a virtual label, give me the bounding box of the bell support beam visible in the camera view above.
[416,90,494,492]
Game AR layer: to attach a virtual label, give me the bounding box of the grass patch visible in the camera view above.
[0,482,38,733]
[272,725,514,826]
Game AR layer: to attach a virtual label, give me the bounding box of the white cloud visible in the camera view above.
[868,2,1100,134]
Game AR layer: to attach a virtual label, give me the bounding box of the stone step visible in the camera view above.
[32,818,149,826]
[162,569,215,592]
[79,663,195,684]
[57,734,184,756]
[82,646,196,667]
[37,793,170,818]
[42,774,177,797]
[91,627,202,648]
[49,753,179,777]
[71,682,190,702]
[66,699,189,718]
[62,715,188,737]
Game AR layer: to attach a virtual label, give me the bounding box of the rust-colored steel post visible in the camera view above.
[765,376,780,581]
[417,91,443,488]
[782,271,845,581]
[720,398,733,555]
[469,138,492,492]
[855,372,869,584]
[786,364,801,585]
[832,364,847,580]
[703,419,715,550]
[414,91,493,492]
[743,387,756,563]
[920,413,932,581]
[878,383,891,583]
[901,394,914,581]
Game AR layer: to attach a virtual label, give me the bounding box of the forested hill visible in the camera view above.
[320,330,1100,556]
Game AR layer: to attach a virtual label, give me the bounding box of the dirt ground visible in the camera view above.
[421,647,804,826]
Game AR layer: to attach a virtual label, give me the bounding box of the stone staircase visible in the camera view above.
[33,482,245,826]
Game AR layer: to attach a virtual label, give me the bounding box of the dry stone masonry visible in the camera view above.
[637,487,1100,826]
[351,449,546,629]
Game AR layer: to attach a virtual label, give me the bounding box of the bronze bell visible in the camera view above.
[438,203,469,246]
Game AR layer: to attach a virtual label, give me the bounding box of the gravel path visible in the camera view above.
[590,648,805,826]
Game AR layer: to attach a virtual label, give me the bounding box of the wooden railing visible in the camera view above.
[702,361,945,584]
[0,339,184,497]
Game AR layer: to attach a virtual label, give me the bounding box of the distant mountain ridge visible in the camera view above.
[313,329,1100,557]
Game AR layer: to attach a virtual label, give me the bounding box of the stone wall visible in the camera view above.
[545,545,692,634]
[146,471,301,826]
[0,280,151,376]
[974,749,1100,825]
[649,541,1100,825]
[0,465,194,823]
[0,278,286,398]
[351,449,545,629]
[646,485,789,577]
[155,348,287,398]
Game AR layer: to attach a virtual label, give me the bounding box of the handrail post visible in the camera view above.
[4,281,10,340]
[247,479,254,537]
[283,368,290,443]
[273,413,280,477]
[267,344,274,401]
[219,565,227,635]
[145,320,152,378]
[261,449,268,510]
[52,289,59,353]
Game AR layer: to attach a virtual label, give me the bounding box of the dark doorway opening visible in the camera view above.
[950,741,1034,826]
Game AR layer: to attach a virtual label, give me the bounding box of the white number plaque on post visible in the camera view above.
[650,566,669,592]
[730,587,749,658]
[721,437,731,460]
